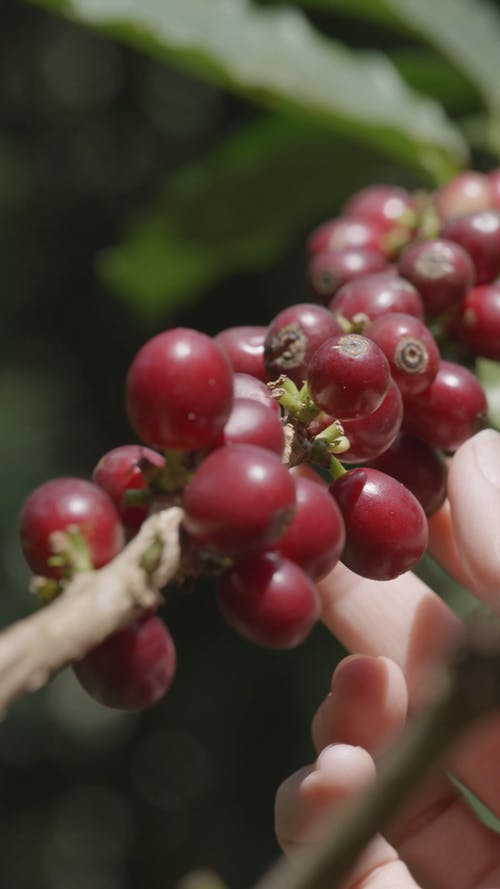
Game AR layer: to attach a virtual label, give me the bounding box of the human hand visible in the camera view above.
[275,428,500,889]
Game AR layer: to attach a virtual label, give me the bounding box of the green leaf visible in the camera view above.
[100,116,428,321]
[30,0,466,178]
[448,773,500,834]
[292,0,500,113]
[476,358,500,430]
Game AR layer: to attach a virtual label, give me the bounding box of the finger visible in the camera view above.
[312,655,408,755]
[395,795,500,889]
[476,863,500,888]
[385,724,500,889]
[446,711,500,819]
[318,563,461,708]
[427,499,476,591]
[275,744,422,889]
[275,743,376,851]
[447,428,500,609]
[344,858,422,888]
[308,654,500,877]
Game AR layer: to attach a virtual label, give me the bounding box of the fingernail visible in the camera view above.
[471,429,500,488]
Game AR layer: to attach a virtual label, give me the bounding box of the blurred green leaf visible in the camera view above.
[100,116,426,320]
[389,50,479,114]
[293,0,500,113]
[459,113,492,152]
[31,0,466,177]
[476,358,500,430]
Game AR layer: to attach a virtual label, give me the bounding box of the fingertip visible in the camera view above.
[312,655,407,754]
[275,742,377,853]
[305,743,376,793]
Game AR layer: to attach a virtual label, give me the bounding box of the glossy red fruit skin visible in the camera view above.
[307,217,387,257]
[182,444,296,557]
[126,328,233,450]
[451,283,500,359]
[19,478,125,578]
[342,184,416,233]
[307,333,390,420]
[365,312,440,397]
[92,445,165,535]
[215,397,284,455]
[403,360,488,452]
[370,433,446,517]
[442,211,500,284]
[217,552,320,648]
[264,303,342,386]
[334,378,402,463]
[489,169,500,209]
[73,616,176,710]
[308,247,387,302]
[233,372,280,417]
[329,272,424,323]
[398,238,474,317]
[434,172,494,221]
[274,475,345,580]
[214,326,267,381]
[331,468,428,580]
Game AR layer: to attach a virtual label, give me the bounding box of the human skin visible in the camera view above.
[275,429,500,889]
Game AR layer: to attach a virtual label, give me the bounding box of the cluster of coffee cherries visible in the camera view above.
[18,169,500,710]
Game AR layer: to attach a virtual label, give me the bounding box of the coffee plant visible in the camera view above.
[5,1,500,888]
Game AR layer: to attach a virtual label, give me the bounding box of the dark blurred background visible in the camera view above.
[0,1,494,887]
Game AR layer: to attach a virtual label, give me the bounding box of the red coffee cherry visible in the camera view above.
[217,552,320,649]
[442,211,500,284]
[329,272,424,323]
[73,615,177,710]
[398,238,474,317]
[451,282,500,360]
[307,217,387,257]
[331,468,428,580]
[126,328,233,450]
[214,326,267,381]
[334,378,403,464]
[264,303,342,386]
[307,333,390,419]
[92,445,165,535]
[233,372,280,417]
[342,184,417,234]
[19,478,125,578]
[403,360,488,452]
[215,397,284,455]
[434,171,494,221]
[274,475,345,580]
[308,247,387,302]
[182,444,296,557]
[489,169,500,209]
[365,312,440,397]
[370,433,447,517]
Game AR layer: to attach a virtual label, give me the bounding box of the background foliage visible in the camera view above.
[1,0,500,886]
